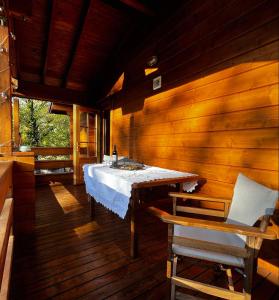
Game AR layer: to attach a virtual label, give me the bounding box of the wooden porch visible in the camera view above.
[11,183,279,300]
[0,0,279,299]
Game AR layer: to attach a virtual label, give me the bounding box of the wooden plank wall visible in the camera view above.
[110,0,279,200]
[0,153,35,235]
[0,23,12,155]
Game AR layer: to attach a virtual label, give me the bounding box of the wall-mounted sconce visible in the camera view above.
[0,6,4,13]
[10,32,16,40]
[0,45,7,54]
[147,55,158,67]
[0,91,8,104]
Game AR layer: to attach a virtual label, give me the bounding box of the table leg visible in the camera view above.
[88,194,95,219]
[130,189,138,258]
[176,183,183,192]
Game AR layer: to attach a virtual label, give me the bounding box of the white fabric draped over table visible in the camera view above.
[83,164,198,219]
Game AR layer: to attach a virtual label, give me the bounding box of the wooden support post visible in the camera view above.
[73,105,80,185]
[0,25,12,155]
[173,197,177,216]
[167,223,174,278]
[130,189,138,258]
[96,112,101,163]
[12,98,20,148]
[244,237,255,300]
[171,255,178,300]
[88,194,95,219]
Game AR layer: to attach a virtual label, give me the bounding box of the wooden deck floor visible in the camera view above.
[11,183,279,300]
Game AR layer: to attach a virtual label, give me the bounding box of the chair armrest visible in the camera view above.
[148,206,277,240]
[169,192,231,204]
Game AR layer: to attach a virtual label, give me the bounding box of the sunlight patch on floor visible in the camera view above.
[74,222,100,238]
[50,183,83,213]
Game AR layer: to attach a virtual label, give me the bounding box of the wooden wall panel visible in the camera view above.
[110,0,279,198]
[0,153,35,235]
[0,25,12,155]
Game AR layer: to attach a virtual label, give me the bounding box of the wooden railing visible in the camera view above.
[31,147,72,156]
[31,147,73,185]
[32,146,73,170]
[0,161,14,300]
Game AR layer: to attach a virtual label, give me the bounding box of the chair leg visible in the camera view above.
[244,257,254,300]
[171,255,178,300]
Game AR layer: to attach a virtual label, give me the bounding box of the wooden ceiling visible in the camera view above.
[4,0,183,105]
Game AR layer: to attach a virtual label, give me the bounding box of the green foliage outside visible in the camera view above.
[19,99,70,159]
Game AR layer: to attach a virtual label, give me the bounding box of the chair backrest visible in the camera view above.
[226,173,278,227]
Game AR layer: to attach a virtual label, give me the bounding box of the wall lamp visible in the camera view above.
[0,91,8,102]
[0,45,7,54]
[147,55,158,67]
[10,32,16,40]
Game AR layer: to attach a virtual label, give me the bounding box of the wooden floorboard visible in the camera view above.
[11,183,279,300]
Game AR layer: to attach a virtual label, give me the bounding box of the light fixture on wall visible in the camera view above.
[10,32,16,40]
[0,45,7,54]
[147,55,158,67]
[0,91,8,103]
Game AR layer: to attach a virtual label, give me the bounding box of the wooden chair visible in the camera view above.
[149,173,278,300]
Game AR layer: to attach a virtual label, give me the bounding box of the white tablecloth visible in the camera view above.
[83,164,198,219]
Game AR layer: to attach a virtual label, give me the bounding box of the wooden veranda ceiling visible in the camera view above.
[5,0,183,105]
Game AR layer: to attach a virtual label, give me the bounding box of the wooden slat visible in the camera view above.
[62,0,91,88]
[0,162,13,213]
[35,160,73,169]
[172,236,248,258]
[172,276,245,300]
[148,207,277,240]
[0,235,14,300]
[132,175,200,189]
[41,0,54,84]
[176,206,225,218]
[0,198,13,286]
[169,192,231,203]
[31,147,72,156]
[15,81,87,105]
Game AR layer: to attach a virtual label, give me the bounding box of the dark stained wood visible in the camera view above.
[35,159,73,170]
[10,184,279,299]
[48,103,72,115]
[119,0,155,16]
[6,0,182,102]
[61,0,91,88]
[15,81,88,105]
[41,0,54,84]
[7,0,32,19]
[31,146,72,156]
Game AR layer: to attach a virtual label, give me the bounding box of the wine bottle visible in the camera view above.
[112,145,118,166]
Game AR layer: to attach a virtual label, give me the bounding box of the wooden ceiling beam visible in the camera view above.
[102,0,154,16]
[120,0,155,16]
[15,80,88,105]
[41,0,55,85]
[6,0,32,21]
[62,0,91,88]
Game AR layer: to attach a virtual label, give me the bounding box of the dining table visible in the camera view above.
[83,163,200,258]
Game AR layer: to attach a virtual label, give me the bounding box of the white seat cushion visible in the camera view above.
[173,225,245,267]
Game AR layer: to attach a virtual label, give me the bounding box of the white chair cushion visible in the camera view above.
[227,173,278,227]
[173,225,245,267]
